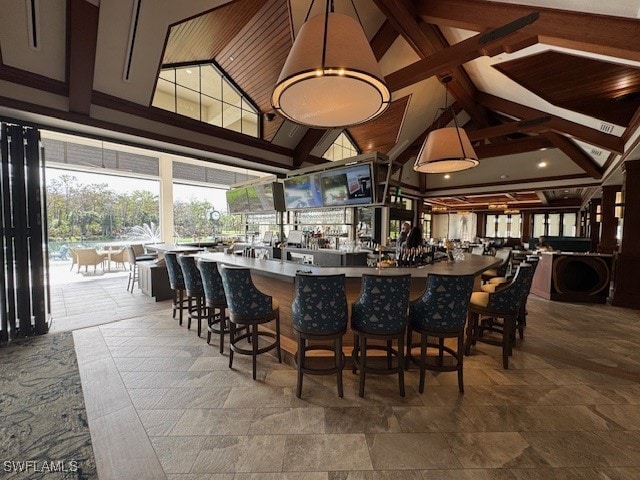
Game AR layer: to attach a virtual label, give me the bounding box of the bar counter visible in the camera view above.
[197,252,500,353]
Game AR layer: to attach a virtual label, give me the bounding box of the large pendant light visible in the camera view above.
[414,77,479,174]
[271,0,390,128]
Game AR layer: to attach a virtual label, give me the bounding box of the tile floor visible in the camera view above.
[69,289,640,479]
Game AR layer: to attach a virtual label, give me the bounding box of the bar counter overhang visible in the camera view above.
[197,252,501,355]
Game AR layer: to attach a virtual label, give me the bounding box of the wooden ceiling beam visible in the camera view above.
[467,116,550,142]
[477,92,625,154]
[373,0,492,128]
[67,0,99,115]
[386,14,539,92]
[543,132,603,179]
[370,19,399,61]
[474,136,553,159]
[293,128,327,167]
[417,0,640,62]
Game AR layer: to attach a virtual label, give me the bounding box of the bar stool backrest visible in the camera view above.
[164,252,185,290]
[494,248,512,276]
[177,254,203,296]
[219,267,272,317]
[292,274,348,335]
[197,260,226,306]
[487,264,534,314]
[409,274,475,332]
[125,246,137,265]
[351,274,412,333]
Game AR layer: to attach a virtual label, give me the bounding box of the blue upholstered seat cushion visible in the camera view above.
[219,267,273,317]
[408,274,475,332]
[351,275,411,333]
[197,260,226,306]
[164,252,185,290]
[177,255,204,295]
[292,274,348,335]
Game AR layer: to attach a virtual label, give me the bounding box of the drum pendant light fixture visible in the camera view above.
[414,77,479,174]
[271,0,390,128]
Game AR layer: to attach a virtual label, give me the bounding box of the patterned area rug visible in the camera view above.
[0,332,96,479]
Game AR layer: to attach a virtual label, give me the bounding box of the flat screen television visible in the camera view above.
[253,182,285,212]
[226,187,250,214]
[283,174,323,209]
[319,163,373,207]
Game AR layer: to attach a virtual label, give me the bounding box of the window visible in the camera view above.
[485,214,522,238]
[532,212,578,237]
[323,131,359,161]
[153,64,259,137]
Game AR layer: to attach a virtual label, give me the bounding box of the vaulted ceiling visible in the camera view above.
[0,0,639,210]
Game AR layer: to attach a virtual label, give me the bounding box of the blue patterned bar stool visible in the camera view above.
[197,259,233,353]
[351,274,411,398]
[482,256,539,339]
[407,274,475,394]
[292,273,348,398]
[177,254,206,337]
[164,252,188,326]
[465,264,536,369]
[220,266,281,380]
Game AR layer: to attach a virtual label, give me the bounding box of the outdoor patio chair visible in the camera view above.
[73,248,107,273]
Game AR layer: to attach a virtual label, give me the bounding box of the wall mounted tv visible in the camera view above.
[283,174,323,209]
[226,187,250,214]
[227,182,285,214]
[319,163,373,207]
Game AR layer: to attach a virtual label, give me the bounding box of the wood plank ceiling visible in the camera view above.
[494,51,640,128]
[156,0,640,208]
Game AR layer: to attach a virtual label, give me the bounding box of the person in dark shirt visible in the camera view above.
[406,226,423,249]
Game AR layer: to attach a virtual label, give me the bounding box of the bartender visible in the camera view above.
[536,235,555,252]
[397,221,411,247]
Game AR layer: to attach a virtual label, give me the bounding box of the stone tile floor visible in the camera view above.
[71,294,640,479]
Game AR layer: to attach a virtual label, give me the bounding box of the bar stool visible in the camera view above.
[197,259,231,353]
[351,274,411,397]
[164,252,188,326]
[291,273,348,398]
[481,248,511,282]
[406,274,475,394]
[481,256,539,339]
[465,264,536,369]
[220,266,281,380]
[177,254,206,337]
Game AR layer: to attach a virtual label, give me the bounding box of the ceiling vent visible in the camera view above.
[25,0,40,51]
[599,122,614,134]
[590,148,603,157]
[123,0,142,82]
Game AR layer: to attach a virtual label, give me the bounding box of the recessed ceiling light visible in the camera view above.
[563,196,568,199]
[564,190,569,193]
[186,69,192,74]
[538,161,547,168]
[500,174,509,179]
[444,174,451,179]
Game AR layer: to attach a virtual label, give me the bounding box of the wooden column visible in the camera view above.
[597,185,619,253]
[612,160,640,308]
[475,212,485,237]
[588,199,601,252]
[521,211,531,243]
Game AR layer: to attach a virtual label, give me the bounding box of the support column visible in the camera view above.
[597,185,619,253]
[521,211,531,243]
[588,199,601,252]
[158,155,174,243]
[612,160,640,308]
